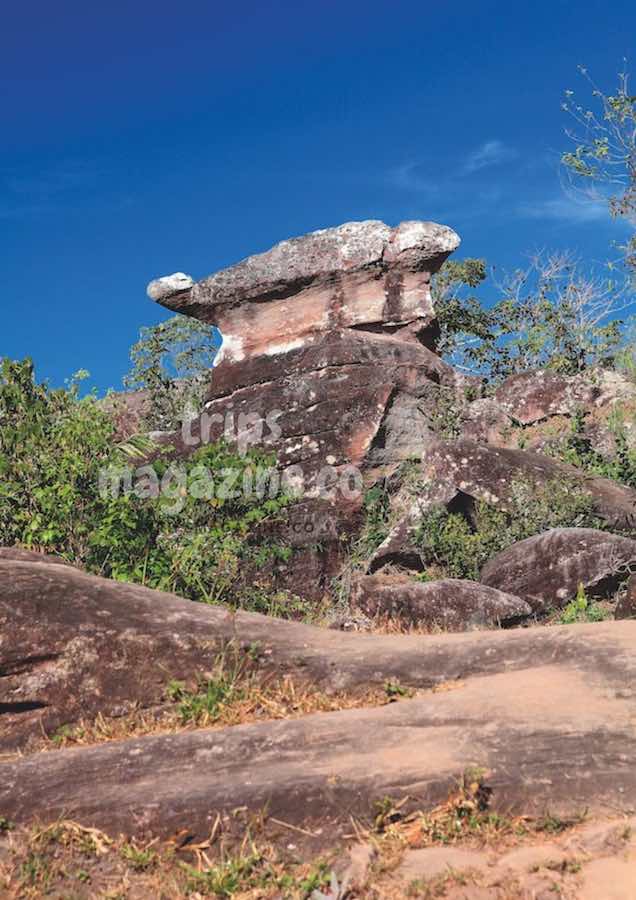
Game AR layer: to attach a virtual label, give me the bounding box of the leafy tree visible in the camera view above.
[433,257,491,369]
[432,252,629,378]
[561,65,636,281]
[124,314,219,431]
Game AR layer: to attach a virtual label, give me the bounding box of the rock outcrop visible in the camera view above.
[4,616,636,839]
[460,368,636,457]
[480,527,636,612]
[149,220,460,364]
[145,220,469,598]
[351,574,531,630]
[367,438,636,573]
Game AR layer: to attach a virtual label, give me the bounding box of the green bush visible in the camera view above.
[415,476,602,581]
[552,407,636,489]
[558,584,610,624]
[0,357,295,612]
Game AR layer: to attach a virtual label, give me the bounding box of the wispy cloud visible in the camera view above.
[517,195,610,224]
[460,139,518,175]
[387,162,441,194]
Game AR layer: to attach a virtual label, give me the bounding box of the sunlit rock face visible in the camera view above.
[148,220,460,364]
[147,220,462,600]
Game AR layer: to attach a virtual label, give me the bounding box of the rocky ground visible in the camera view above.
[3,219,636,898]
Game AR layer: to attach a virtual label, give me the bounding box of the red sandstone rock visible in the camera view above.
[480,527,636,612]
[351,574,531,630]
[148,220,460,364]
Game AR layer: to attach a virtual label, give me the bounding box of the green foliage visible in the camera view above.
[183,851,332,898]
[416,476,602,581]
[0,358,117,558]
[433,253,630,379]
[124,314,219,430]
[120,843,157,872]
[434,258,490,364]
[184,851,266,897]
[553,407,636,488]
[166,656,244,725]
[346,482,394,567]
[0,357,295,613]
[559,583,609,624]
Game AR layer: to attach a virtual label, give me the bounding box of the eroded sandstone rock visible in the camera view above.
[368,439,636,575]
[480,527,636,612]
[615,574,636,619]
[352,574,531,630]
[149,220,460,364]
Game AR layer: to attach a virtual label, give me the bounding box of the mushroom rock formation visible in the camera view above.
[147,220,462,599]
[148,220,460,364]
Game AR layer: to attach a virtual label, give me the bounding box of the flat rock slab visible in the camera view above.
[4,555,636,753]
[3,638,636,840]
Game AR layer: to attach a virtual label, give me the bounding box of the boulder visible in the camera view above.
[616,574,636,620]
[149,220,460,364]
[6,551,636,752]
[421,439,636,527]
[493,369,636,426]
[368,439,636,573]
[493,370,595,425]
[460,370,636,459]
[480,528,636,612]
[352,574,531,630]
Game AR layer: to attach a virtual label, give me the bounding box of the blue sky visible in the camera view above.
[3,0,635,392]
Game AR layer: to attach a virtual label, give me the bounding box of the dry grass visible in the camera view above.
[11,645,404,758]
[0,775,595,899]
[0,818,337,899]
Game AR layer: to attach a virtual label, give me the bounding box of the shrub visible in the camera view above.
[559,584,610,624]
[433,252,631,379]
[415,476,602,580]
[0,357,295,613]
[552,407,636,489]
[124,314,219,431]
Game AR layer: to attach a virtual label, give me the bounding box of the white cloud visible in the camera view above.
[517,195,609,224]
[460,140,517,175]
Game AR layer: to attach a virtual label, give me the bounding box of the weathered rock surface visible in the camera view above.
[392,818,636,897]
[493,370,597,424]
[368,438,636,574]
[3,620,636,839]
[6,553,636,757]
[351,574,531,630]
[172,330,462,479]
[0,547,71,566]
[142,222,471,599]
[0,556,239,750]
[614,573,636,620]
[480,527,636,612]
[460,369,636,459]
[421,439,636,527]
[150,220,460,364]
